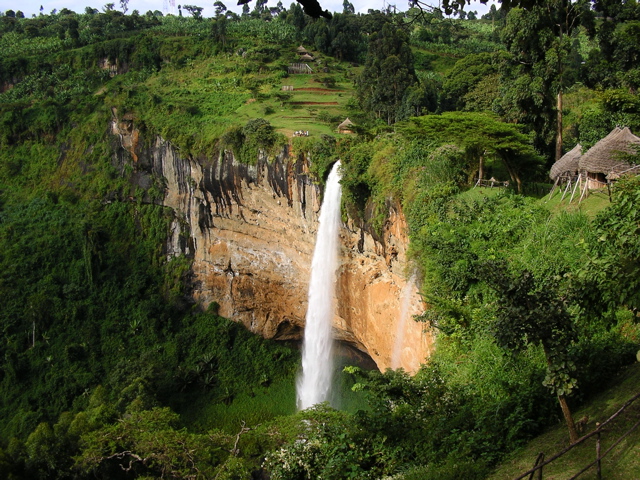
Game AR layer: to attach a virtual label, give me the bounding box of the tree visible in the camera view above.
[287,2,307,31]
[583,0,640,90]
[213,0,226,16]
[240,0,331,19]
[482,4,506,21]
[210,15,227,47]
[583,176,640,311]
[76,407,233,478]
[357,21,417,125]
[399,112,543,192]
[498,1,591,160]
[251,0,267,17]
[119,0,129,14]
[483,262,580,443]
[62,17,80,44]
[442,51,506,111]
[183,4,203,19]
[343,0,355,14]
[399,79,440,118]
[271,1,285,17]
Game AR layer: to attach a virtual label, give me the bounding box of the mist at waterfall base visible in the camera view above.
[297,161,342,411]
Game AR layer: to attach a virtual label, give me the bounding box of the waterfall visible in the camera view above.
[391,273,417,369]
[297,161,342,410]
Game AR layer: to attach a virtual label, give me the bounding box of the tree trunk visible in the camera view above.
[478,154,484,181]
[543,345,579,444]
[556,90,563,162]
[558,393,579,444]
[501,156,522,193]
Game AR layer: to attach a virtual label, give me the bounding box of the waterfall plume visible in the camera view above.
[297,161,342,410]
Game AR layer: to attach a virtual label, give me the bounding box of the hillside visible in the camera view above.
[1,4,640,479]
[489,362,640,479]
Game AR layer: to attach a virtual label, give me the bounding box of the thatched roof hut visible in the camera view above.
[297,45,308,53]
[338,118,354,134]
[550,143,582,181]
[299,53,315,61]
[579,127,640,184]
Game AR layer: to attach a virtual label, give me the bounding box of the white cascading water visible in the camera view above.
[297,161,342,410]
[391,273,417,369]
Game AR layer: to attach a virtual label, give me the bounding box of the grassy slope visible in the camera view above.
[488,361,640,480]
[239,70,356,137]
[459,180,611,220]
[120,47,359,151]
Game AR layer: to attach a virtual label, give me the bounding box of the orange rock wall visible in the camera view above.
[112,122,432,373]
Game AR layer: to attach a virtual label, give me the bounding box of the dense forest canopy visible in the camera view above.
[0,1,639,478]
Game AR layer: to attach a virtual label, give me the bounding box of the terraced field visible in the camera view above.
[235,55,358,138]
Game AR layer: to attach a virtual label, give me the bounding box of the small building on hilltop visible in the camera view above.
[338,118,355,134]
[296,45,315,61]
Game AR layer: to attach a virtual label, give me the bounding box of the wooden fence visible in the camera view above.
[514,391,640,480]
[474,177,509,188]
[288,63,313,74]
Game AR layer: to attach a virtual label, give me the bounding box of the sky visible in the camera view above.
[7,0,494,20]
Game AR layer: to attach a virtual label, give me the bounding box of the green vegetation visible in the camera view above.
[488,363,640,479]
[1,2,639,479]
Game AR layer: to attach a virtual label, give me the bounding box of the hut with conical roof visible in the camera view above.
[548,143,583,199]
[550,143,582,182]
[297,45,308,54]
[579,127,640,189]
[337,118,355,134]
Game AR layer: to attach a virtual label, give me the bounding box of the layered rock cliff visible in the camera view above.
[111,113,432,373]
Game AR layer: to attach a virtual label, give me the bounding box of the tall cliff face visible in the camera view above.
[112,115,432,373]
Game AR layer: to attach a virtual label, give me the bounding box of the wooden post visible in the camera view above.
[569,174,581,203]
[561,177,572,201]
[548,177,558,200]
[537,458,543,480]
[528,452,545,480]
[579,176,589,203]
[596,431,602,480]
[556,91,563,162]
